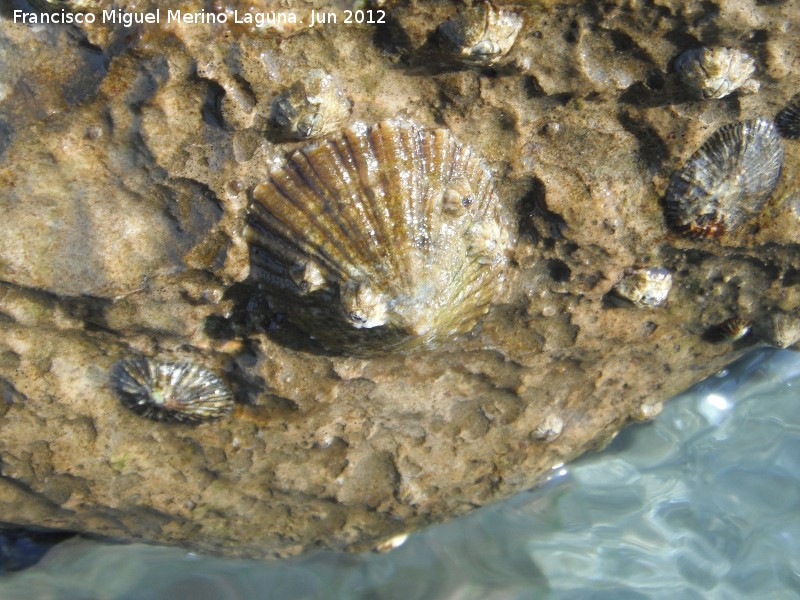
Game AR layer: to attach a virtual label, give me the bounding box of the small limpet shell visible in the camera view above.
[271,70,352,140]
[664,118,783,237]
[775,94,800,139]
[245,119,513,354]
[436,0,523,66]
[110,357,234,423]
[676,47,759,100]
[612,267,672,308]
[706,317,752,343]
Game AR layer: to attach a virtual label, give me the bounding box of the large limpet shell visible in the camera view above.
[245,119,513,354]
[436,0,523,66]
[664,118,783,237]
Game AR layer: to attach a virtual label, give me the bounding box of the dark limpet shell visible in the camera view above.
[775,94,800,140]
[664,118,784,238]
[245,119,513,355]
[111,357,234,423]
[705,318,752,343]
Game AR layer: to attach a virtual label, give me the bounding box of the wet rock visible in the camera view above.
[0,0,798,560]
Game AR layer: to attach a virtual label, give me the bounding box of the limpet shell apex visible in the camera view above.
[676,47,759,99]
[110,357,234,423]
[436,0,523,66]
[245,119,513,354]
[664,118,783,237]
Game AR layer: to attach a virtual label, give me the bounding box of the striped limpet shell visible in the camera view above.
[706,318,752,343]
[664,118,783,238]
[110,357,234,423]
[775,94,800,140]
[245,119,513,354]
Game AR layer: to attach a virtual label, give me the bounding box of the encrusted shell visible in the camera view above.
[110,357,234,423]
[664,118,784,237]
[271,70,352,140]
[676,47,759,99]
[436,0,523,66]
[612,267,672,307]
[766,312,800,348]
[775,94,800,139]
[245,119,512,354]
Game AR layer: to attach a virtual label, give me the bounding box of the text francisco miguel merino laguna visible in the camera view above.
[12,9,305,28]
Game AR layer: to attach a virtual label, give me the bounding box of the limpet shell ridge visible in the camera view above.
[110,357,234,423]
[664,117,784,237]
[245,119,513,354]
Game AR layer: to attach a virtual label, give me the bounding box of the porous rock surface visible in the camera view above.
[0,0,799,558]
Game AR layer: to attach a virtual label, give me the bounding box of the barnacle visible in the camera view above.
[612,268,672,308]
[676,47,759,100]
[435,0,523,66]
[271,70,352,140]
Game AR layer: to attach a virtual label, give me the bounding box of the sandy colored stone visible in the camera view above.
[0,0,798,559]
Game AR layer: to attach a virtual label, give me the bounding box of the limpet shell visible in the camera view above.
[245,119,513,354]
[775,94,800,139]
[676,47,758,100]
[110,357,234,423]
[612,267,672,308]
[664,118,783,237]
[706,317,752,343]
[271,70,352,140]
[436,0,523,66]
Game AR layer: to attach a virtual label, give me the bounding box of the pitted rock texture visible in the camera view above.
[0,0,799,558]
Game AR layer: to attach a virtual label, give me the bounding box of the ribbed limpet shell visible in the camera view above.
[675,47,758,100]
[245,119,513,354]
[436,0,523,66]
[775,94,800,139]
[664,118,783,237]
[706,318,752,343]
[110,357,234,423]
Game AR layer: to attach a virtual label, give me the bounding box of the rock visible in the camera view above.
[0,0,798,559]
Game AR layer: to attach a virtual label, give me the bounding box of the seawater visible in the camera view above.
[1,349,799,599]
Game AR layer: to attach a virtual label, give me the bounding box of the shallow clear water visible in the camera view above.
[1,349,799,599]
